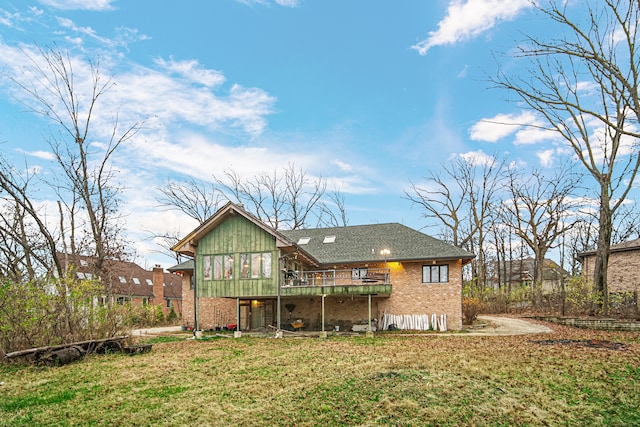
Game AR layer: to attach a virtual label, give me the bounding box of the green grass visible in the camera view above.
[1,326,639,426]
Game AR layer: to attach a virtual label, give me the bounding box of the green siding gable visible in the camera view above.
[197,215,279,298]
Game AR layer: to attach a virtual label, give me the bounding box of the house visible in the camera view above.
[486,258,568,294]
[578,238,640,294]
[169,202,474,331]
[170,202,474,332]
[57,253,183,318]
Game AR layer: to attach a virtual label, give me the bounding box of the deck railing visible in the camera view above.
[282,268,390,288]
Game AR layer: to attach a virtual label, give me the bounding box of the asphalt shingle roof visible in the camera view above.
[281,223,474,265]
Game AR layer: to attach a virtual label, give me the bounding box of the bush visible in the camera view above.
[462,297,483,324]
[166,306,178,323]
[0,276,134,357]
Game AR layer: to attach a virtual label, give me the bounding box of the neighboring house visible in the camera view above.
[57,253,183,318]
[578,238,640,293]
[170,202,474,332]
[486,258,568,294]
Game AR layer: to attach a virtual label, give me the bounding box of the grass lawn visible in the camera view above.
[1,322,639,426]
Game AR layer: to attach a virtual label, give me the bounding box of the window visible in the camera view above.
[146,278,153,286]
[203,255,212,280]
[224,255,234,279]
[422,265,448,283]
[206,254,233,280]
[118,276,127,283]
[241,252,272,279]
[240,254,250,278]
[297,237,310,245]
[323,235,336,244]
[167,299,172,308]
[352,268,368,280]
[213,255,223,280]
[132,277,140,285]
[76,272,86,279]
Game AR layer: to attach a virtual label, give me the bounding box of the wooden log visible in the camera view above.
[5,336,129,359]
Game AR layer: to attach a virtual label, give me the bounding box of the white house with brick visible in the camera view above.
[170,202,474,332]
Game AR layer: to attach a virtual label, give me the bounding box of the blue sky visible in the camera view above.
[0,0,603,267]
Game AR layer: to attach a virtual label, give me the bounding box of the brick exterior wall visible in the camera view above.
[183,259,464,331]
[582,251,640,293]
[152,265,182,318]
[377,260,463,330]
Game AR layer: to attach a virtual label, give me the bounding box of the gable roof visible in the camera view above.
[172,201,298,258]
[281,223,474,265]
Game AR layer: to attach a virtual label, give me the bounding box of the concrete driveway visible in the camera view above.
[468,316,553,336]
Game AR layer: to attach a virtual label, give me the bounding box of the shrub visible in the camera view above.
[154,305,165,325]
[462,297,483,324]
[0,276,134,357]
[166,307,178,323]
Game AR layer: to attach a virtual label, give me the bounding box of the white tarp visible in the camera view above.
[380,313,447,331]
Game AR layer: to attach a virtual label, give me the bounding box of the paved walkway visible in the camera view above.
[469,316,553,336]
[130,326,183,337]
[130,316,553,337]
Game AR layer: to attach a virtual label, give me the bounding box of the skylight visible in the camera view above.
[298,237,311,245]
[323,235,336,244]
[119,276,127,283]
[132,277,140,285]
[146,279,153,286]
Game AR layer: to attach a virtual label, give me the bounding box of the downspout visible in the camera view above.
[193,255,199,335]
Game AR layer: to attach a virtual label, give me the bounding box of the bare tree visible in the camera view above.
[215,163,328,230]
[0,157,62,280]
[316,188,349,228]
[406,155,506,288]
[1,45,140,282]
[157,178,225,224]
[494,1,640,314]
[501,166,582,305]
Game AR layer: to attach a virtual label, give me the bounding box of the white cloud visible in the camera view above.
[155,57,226,88]
[412,0,532,55]
[16,148,56,161]
[332,160,353,172]
[469,111,540,142]
[537,148,555,167]
[236,0,299,7]
[453,149,496,166]
[275,0,299,7]
[37,0,115,11]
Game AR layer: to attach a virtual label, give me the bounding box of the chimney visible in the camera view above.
[152,265,164,309]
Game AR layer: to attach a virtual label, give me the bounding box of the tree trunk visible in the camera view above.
[593,187,612,315]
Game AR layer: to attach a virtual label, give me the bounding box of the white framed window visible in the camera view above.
[422,265,448,283]
[132,277,140,285]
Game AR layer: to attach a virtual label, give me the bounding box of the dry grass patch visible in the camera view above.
[1,326,639,426]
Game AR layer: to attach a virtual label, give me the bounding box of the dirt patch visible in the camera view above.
[530,339,627,351]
